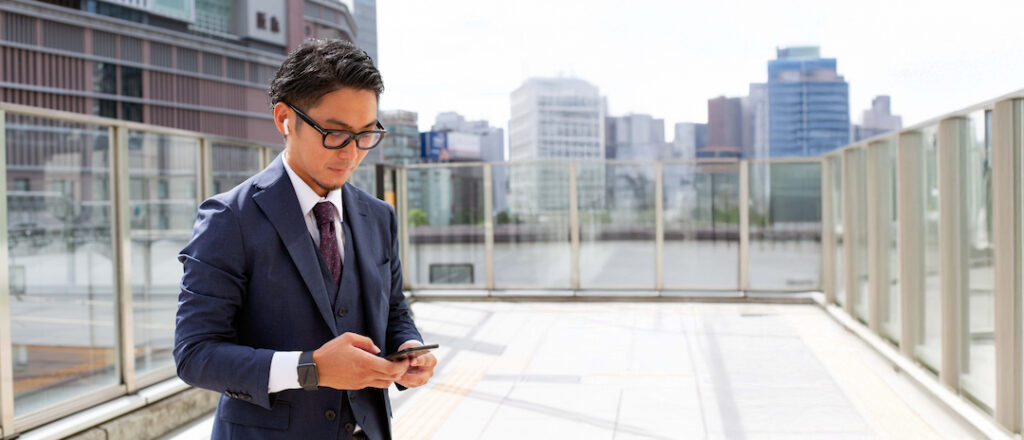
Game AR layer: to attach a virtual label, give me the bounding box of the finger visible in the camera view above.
[425,355,437,367]
[364,354,410,377]
[348,334,380,354]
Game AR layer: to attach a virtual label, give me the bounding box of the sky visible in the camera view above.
[376,0,1024,141]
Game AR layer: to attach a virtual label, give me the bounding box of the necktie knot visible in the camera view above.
[312,202,334,226]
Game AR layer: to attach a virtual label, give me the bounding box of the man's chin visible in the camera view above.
[312,177,347,193]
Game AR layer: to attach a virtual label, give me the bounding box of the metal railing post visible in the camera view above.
[865,141,885,334]
[398,167,411,292]
[200,138,213,199]
[938,116,968,390]
[112,124,136,393]
[739,161,750,292]
[992,98,1022,430]
[0,111,16,436]
[569,162,580,292]
[898,131,925,360]
[842,149,857,316]
[655,162,664,293]
[821,156,835,304]
[483,164,495,291]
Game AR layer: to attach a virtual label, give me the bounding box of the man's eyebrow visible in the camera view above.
[324,118,379,130]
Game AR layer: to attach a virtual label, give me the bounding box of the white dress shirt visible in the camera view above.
[267,154,419,394]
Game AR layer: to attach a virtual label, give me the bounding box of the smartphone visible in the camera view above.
[384,344,439,362]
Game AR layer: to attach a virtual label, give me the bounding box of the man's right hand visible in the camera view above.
[312,333,410,390]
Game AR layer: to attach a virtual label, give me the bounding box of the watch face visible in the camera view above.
[298,364,318,389]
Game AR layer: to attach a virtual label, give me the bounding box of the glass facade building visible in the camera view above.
[767,47,850,158]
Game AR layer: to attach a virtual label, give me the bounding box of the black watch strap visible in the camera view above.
[297,351,318,391]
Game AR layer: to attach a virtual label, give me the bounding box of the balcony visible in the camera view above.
[0,89,1022,439]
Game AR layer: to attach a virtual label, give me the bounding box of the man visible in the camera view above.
[174,39,436,440]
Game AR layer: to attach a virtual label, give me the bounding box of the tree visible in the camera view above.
[409,208,429,226]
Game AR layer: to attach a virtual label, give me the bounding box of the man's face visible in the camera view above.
[275,87,378,197]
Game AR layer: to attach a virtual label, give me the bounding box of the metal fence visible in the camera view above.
[0,87,1022,437]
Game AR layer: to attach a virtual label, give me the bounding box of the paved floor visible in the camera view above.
[162,301,984,439]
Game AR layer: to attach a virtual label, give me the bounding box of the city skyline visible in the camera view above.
[377,0,1024,141]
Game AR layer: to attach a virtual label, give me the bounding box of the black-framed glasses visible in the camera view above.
[285,102,386,150]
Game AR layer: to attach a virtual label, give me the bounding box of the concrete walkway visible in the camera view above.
[162,301,983,439]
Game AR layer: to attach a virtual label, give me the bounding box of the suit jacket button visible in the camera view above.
[349,393,356,402]
[344,422,355,431]
[325,409,337,421]
[337,307,347,317]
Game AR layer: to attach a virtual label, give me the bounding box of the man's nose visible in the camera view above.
[335,143,359,159]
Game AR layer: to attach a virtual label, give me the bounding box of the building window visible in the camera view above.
[96,99,117,119]
[121,66,142,97]
[122,102,142,122]
[93,63,117,95]
[12,178,29,192]
[256,12,266,29]
[270,17,279,33]
[305,25,310,36]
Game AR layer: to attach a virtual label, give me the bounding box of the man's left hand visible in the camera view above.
[395,342,436,388]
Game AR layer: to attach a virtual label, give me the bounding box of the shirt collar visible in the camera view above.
[282,152,344,223]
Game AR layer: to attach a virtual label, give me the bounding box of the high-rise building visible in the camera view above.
[767,46,850,157]
[354,0,377,64]
[377,110,420,164]
[432,111,508,215]
[672,123,707,160]
[191,0,233,37]
[745,83,769,159]
[605,113,667,160]
[707,96,743,153]
[0,0,359,145]
[509,77,605,214]
[853,95,902,141]
[432,111,505,163]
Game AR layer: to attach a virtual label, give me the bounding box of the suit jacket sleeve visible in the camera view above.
[384,204,423,356]
[174,197,276,410]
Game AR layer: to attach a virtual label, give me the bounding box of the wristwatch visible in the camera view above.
[297,351,319,391]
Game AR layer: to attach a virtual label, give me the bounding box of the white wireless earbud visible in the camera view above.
[283,118,290,135]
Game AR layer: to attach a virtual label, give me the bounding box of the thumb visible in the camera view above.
[349,334,380,354]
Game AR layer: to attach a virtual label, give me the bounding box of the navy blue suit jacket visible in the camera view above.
[174,155,421,439]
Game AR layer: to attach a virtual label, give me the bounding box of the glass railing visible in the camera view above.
[0,88,1023,437]
[403,158,822,293]
[0,103,281,433]
[821,93,1022,433]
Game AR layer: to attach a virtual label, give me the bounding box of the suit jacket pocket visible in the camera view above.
[218,398,290,430]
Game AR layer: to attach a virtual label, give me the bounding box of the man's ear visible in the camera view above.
[273,102,290,137]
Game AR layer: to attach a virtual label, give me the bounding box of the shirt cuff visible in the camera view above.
[401,340,424,349]
[268,351,302,393]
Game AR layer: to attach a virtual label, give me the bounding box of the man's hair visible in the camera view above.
[269,39,383,109]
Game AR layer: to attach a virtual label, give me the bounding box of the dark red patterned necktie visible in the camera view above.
[312,202,341,283]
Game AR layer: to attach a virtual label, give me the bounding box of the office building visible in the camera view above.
[707,96,743,152]
[353,0,377,64]
[672,122,707,160]
[767,46,850,157]
[853,95,902,141]
[432,111,508,215]
[605,113,668,161]
[0,0,359,145]
[509,77,605,214]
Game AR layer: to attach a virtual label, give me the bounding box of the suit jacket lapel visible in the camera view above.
[342,184,384,330]
[252,155,339,336]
